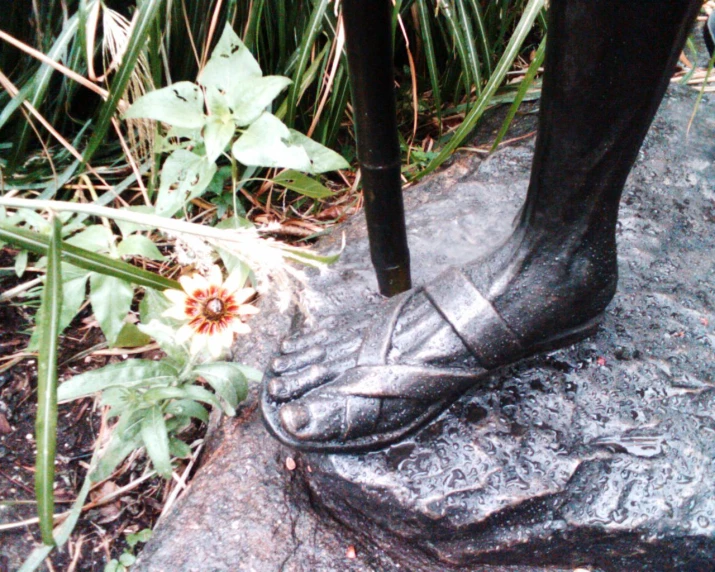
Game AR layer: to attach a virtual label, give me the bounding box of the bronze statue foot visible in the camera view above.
[261,233,613,452]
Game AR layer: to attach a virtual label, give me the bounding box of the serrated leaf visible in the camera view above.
[141,406,172,478]
[203,115,235,163]
[198,25,261,99]
[89,273,134,346]
[274,170,334,199]
[117,235,165,261]
[232,113,311,171]
[123,81,205,129]
[157,150,217,217]
[287,130,349,173]
[58,360,179,401]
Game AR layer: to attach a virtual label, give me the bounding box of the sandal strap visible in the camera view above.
[424,267,524,369]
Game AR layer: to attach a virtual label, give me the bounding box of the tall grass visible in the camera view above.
[0,0,546,190]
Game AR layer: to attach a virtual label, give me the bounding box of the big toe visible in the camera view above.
[279,399,342,442]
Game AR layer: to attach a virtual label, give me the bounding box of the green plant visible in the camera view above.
[104,528,153,572]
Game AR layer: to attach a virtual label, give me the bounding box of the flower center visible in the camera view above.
[203,297,225,320]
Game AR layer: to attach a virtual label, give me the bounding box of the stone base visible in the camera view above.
[136,86,715,572]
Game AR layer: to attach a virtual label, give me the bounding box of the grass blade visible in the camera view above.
[82,0,165,166]
[0,222,179,291]
[416,0,443,125]
[420,0,545,178]
[34,214,63,545]
[285,0,330,127]
[491,35,545,150]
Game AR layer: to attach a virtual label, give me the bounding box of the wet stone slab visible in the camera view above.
[135,85,715,572]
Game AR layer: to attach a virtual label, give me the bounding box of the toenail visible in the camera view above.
[280,404,311,434]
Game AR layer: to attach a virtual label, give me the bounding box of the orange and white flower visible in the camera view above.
[163,265,259,359]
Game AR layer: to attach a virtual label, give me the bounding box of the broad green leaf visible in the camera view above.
[169,438,192,459]
[198,25,262,99]
[117,235,165,261]
[59,272,89,332]
[178,384,226,413]
[92,427,143,482]
[35,215,63,545]
[137,320,188,366]
[0,222,180,291]
[58,360,179,401]
[203,115,235,163]
[14,249,28,277]
[165,399,209,423]
[194,362,248,405]
[66,225,114,253]
[274,170,334,199]
[139,289,172,325]
[119,553,137,567]
[115,206,156,238]
[229,76,292,127]
[232,113,311,171]
[287,130,350,173]
[123,82,206,129]
[141,406,172,478]
[126,529,152,547]
[157,150,217,217]
[89,273,134,346]
[114,322,152,348]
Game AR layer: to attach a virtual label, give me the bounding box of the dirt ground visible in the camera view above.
[0,248,204,572]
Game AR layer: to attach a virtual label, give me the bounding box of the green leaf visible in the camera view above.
[92,426,143,482]
[232,113,311,171]
[228,76,292,127]
[14,249,28,277]
[165,399,209,423]
[169,438,192,459]
[141,406,172,478]
[287,130,349,173]
[89,273,134,347]
[35,215,63,545]
[83,0,165,166]
[58,360,179,401]
[203,115,235,163]
[156,150,217,217]
[58,270,89,333]
[273,170,334,199]
[119,553,136,567]
[139,289,172,325]
[0,222,180,291]
[137,320,188,366]
[126,528,152,547]
[124,81,205,129]
[104,560,121,572]
[198,25,262,100]
[194,362,248,406]
[117,235,165,261]
[66,225,114,253]
[114,322,152,348]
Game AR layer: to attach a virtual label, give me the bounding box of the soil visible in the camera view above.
[0,248,203,572]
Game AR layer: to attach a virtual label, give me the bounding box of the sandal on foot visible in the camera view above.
[261,268,603,453]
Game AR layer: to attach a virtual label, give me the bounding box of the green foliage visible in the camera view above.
[124,24,348,218]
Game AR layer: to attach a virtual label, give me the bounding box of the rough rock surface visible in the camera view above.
[135,85,714,572]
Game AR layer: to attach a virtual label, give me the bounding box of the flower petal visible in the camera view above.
[206,265,223,287]
[232,287,256,304]
[180,273,209,296]
[237,304,260,315]
[208,336,227,359]
[176,323,195,344]
[190,333,208,356]
[222,269,246,294]
[230,320,251,335]
[164,289,188,305]
[163,305,190,320]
